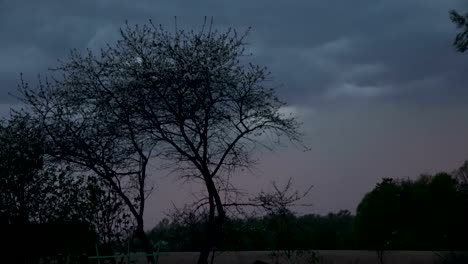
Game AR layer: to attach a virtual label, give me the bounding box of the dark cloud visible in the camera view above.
[1,0,467,105]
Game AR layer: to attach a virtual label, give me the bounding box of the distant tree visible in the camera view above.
[147,218,173,251]
[267,209,299,249]
[148,209,356,253]
[355,178,401,264]
[454,161,468,196]
[427,173,465,249]
[450,9,468,52]
[298,210,355,250]
[355,173,468,254]
[266,208,310,264]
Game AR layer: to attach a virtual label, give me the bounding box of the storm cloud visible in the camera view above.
[2,0,467,104]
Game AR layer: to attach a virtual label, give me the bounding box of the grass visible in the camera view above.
[119,250,467,264]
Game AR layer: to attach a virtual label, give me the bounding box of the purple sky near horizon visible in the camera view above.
[1,0,468,230]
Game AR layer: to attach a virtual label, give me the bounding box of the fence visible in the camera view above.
[88,241,160,264]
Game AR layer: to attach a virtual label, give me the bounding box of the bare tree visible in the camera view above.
[107,19,304,264]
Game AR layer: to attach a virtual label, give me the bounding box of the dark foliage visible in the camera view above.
[148,167,468,252]
[450,10,468,52]
[0,114,134,257]
[0,222,97,264]
[355,173,468,251]
[147,209,355,252]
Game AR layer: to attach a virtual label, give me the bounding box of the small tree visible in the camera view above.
[0,113,133,253]
[20,30,159,260]
[454,161,468,195]
[0,113,46,224]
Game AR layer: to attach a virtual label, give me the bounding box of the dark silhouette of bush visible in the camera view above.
[0,222,97,263]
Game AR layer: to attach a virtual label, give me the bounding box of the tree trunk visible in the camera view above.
[136,221,154,264]
[197,177,226,264]
[197,193,216,264]
[198,209,225,264]
[107,178,154,263]
[198,248,212,264]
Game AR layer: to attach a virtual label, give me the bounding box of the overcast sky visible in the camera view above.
[1,0,468,229]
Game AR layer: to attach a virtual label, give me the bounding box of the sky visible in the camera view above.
[1,0,468,229]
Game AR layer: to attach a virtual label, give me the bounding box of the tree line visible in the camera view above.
[147,166,468,252]
[147,209,354,252]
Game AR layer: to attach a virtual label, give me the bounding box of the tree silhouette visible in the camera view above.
[0,113,46,224]
[0,113,134,259]
[450,10,468,52]
[19,18,304,263]
[355,173,468,254]
[19,29,159,260]
[122,19,303,264]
